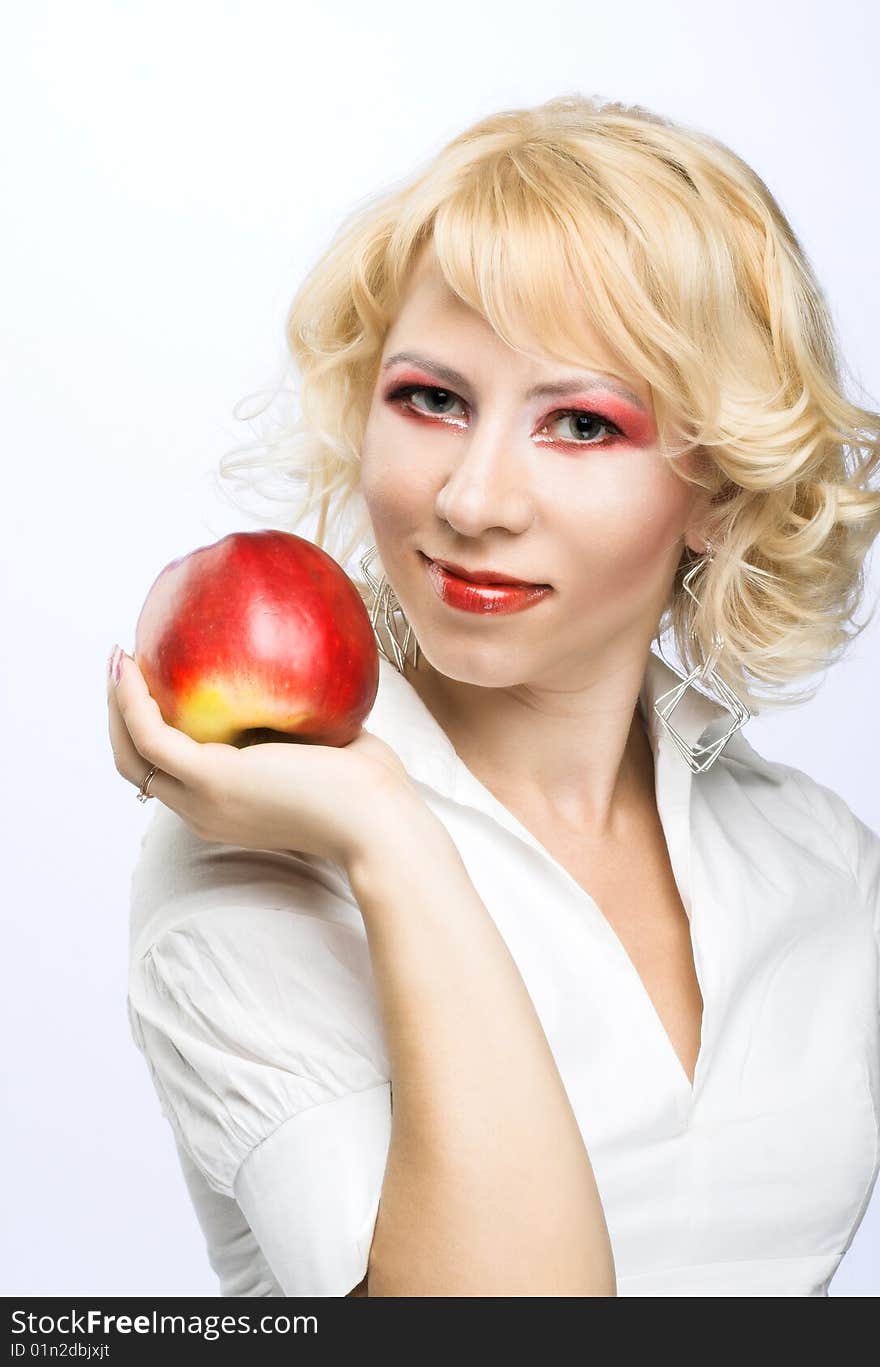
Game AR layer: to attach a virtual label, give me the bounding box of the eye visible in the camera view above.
[537,410,625,447]
[386,384,467,423]
[385,383,626,448]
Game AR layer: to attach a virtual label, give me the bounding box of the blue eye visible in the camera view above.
[386,383,626,448]
[541,411,624,445]
[387,384,467,420]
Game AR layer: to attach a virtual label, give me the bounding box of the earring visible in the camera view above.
[359,544,421,675]
[653,541,751,773]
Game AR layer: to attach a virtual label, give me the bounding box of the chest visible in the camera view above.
[435,776,880,1274]
[512,806,704,1089]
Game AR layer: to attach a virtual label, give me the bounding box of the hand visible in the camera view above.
[106,646,418,868]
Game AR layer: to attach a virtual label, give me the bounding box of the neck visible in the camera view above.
[402,648,658,840]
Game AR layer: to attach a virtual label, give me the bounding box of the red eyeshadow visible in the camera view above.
[384,369,656,445]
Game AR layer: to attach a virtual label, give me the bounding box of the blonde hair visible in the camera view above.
[215,93,880,714]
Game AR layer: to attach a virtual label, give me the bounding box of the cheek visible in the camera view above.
[359,410,429,534]
[620,477,693,551]
[563,464,694,592]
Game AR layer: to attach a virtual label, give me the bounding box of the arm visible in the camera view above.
[112,654,612,1294]
[346,788,617,1297]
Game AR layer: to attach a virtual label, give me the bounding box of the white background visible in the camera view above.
[3,0,878,1296]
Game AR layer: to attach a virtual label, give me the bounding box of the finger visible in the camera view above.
[107,682,184,798]
[107,667,191,808]
[112,650,209,788]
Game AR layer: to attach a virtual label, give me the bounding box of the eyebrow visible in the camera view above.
[381,350,648,412]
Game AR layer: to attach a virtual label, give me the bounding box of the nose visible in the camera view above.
[434,415,536,538]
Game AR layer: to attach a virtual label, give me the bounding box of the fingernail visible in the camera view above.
[113,647,124,685]
[107,645,119,681]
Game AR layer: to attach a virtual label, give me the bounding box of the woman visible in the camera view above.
[108,95,880,1297]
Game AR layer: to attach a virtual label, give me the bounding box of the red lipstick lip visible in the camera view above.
[422,553,549,588]
[422,555,552,616]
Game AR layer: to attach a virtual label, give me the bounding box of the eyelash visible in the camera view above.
[384,383,626,448]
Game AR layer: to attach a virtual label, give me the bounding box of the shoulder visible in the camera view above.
[127,802,380,1017]
[128,800,382,1038]
[715,731,880,908]
[129,801,362,960]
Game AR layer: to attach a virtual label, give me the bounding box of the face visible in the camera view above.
[359,243,708,693]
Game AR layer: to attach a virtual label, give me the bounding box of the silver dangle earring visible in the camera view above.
[359,544,420,675]
[653,540,751,773]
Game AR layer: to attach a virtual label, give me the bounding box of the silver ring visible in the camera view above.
[137,764,159,803]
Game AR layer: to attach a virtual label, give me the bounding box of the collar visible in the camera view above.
[365,646,734,803]
[364,648,738,921]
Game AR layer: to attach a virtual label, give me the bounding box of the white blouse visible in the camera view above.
[127,647,880,1297]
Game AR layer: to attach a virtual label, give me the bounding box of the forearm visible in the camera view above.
[346,790,617,1297]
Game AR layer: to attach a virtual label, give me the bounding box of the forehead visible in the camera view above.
[394,241,471,318]
[387,240,647,400]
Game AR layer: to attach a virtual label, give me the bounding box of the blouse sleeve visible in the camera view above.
[851,808,880,949]
[786,766,880,941]
[127,807,393,1296]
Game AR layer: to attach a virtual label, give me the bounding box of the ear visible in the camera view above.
[683,481,712,557]
[683,442,740,558]
[684,528,709,556]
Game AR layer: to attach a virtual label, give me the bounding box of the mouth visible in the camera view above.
[418,551,553,616]
[419,551,550,589]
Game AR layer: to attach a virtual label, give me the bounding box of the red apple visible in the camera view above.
[133,530,379,747]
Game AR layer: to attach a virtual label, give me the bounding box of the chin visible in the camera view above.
[416,636,534,689]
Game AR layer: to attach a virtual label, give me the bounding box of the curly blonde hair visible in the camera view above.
[214,93,880,715]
